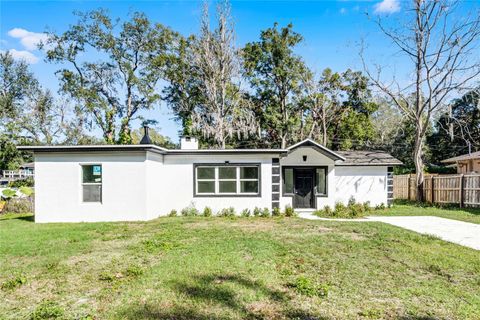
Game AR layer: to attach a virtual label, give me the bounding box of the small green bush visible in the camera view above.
[260,207,270,217]
[253,207,261,217]
[284,205,296,217]
[1,189,17,200]
[8,177,34,188]
[218,207,236,217]
[168,209,177,217]
[31,300,64,320]
[1,274,27,290]
[240,209,251,217]
[181,204,199,216]
[323,205,333,216]
[375,203,386,210]
[3,198,33,213]
[202,206,213,217]
[19,186,34,197]
[272,206,281,217]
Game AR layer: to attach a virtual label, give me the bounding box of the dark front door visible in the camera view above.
[294,169,314,208]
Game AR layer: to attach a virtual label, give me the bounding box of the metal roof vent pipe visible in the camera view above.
[140,125,152,145]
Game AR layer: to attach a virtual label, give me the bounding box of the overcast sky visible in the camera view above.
[1,0,478,141]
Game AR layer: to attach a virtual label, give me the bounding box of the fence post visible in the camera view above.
[407,175,411,201]
[431,176,434,203]
[459,174,464,208]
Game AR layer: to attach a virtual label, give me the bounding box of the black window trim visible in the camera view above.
[281,166,328,198]
[193,163,262,197]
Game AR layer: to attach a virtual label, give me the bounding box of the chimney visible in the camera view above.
[140,125,152,145]
[180,136,198,150]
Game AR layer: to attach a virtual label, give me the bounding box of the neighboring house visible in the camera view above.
[18,134,401,223]
[442,151,480,174]
[0,162,35,185]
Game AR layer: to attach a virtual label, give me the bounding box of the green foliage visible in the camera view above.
[181,204,199,217]
[314,200,377,219]
[240,208,251,217]
[19,186,34,197]
[168,209,178,217]
[202,206,212,217]
[283,205,296,217]
[131,127,177,149]
[30,301,64,320]
[290,276,329,298]
[253,207,261,217]
[260,207,270,218]
[1,274,27,290]
[242,23,309,147]
[272,206,282,217]
[218,207,236,217]
[8,177,34,188]
[1,189,17,200]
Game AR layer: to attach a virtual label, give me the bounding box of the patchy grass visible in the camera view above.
[0,215,479,319]
[372,201,480,224]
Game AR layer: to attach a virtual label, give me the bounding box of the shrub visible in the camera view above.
[253,207,261,217]
[240,209,251,217]
[30,300,64,320]
[1,189,17,200]
[168,209,177,217]
[323,205,333,216]
[8,177,34,188]
[218,207,236,217]
[1,274,27,290]
[334,202,348,217]
[260,207,270,217]
[272,206,282,217]
[19,186,34,197]
[181,204,199,216]
[202,206,213,217]
[375,203,386,210]
[3,198,33,214]
[284,205,296,217]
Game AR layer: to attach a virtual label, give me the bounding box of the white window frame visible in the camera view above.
[195,164,260,196]
[81,164,103,203]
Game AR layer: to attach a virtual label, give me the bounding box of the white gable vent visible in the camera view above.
[180,136,198,150]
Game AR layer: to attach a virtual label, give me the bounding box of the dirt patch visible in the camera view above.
[246,301,284,319]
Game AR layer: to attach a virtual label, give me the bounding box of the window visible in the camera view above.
[315,168,327,195]
[195,165,260,196]
[283,168,294,194]
[82,165,102,202]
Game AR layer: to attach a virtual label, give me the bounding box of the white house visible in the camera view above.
[18,134,401,223]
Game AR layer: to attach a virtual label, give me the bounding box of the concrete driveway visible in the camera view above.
[298,212,480,250]
[368,216,480,250]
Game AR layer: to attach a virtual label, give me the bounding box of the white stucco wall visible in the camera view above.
[152,154,274,215]
[334,166,388,207]
[34,152,148,223]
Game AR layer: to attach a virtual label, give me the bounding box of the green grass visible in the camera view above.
[372,201,480,224]
[1,214,479,319]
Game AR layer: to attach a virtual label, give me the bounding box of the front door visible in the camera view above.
[294,169,314,208]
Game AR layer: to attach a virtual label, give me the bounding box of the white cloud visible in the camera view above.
[0,49,39,64]
[7,28,48,51]
[374,0,400,14]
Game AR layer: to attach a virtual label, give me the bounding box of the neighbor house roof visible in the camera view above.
[335,150,403,166]
[441,151,480,163]
[17,141,402,166]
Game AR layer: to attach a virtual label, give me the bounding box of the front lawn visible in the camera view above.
[1,214,479,319]
[373,201,480,224]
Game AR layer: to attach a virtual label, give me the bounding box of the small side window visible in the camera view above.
[82,165,102,202]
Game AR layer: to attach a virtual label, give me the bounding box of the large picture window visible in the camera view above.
[82,164,102,202]
[195,165,260,196]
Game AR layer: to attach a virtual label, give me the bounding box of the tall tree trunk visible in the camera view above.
[414,0,424,201]
[413,122,424,201]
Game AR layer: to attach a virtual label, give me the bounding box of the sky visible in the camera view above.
[0,0,478,142]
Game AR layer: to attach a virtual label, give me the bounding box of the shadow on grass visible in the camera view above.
[393,199,480,215]
[119,273,328,319]
[0,213,34,222]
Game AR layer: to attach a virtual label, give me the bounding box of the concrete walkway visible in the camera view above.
[298,212,480,250]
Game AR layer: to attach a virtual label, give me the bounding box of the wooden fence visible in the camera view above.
[393,174,480,207]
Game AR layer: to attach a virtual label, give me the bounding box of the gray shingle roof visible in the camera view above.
[335,150,403,166]
[442,151,480,163]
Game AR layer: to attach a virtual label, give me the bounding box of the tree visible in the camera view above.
[243,23,310,148]
[191,1,257,148]
[364,0,480,200]
[428,87,480,164]
[131,126,176,148]
[44,10,177,144]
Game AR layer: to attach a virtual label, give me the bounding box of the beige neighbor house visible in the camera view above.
[442,151,480,174]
